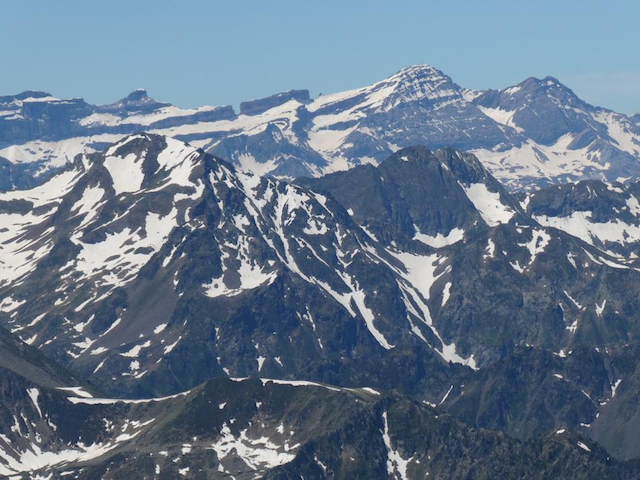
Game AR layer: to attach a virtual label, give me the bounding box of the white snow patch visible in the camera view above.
[441,282,452,307]
[56,387,93,398]
[381,411,412,480]
[203,259,277,299]
[483,238,496,259]
[462,183,515,226]
[104,153,145,195]
[153,323,168,334]
[518,229,551,266]
[577,442,591,452]
[210,423,295,471]
[414,227,464,248]
[611,379,622,398]
[26,389,42,418]
[535,211,640,249]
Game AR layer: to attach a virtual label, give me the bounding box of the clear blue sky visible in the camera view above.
[2,0,638,114]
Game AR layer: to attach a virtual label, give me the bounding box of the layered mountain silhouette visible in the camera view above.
[1,64,639,190]
[2,350,634,478]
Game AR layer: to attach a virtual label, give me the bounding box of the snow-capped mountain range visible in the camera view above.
[3,66,640,478]
[1,64,639,190]
[4,134,640,478]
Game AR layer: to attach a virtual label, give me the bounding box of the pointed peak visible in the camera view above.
[99,133,203,195]
[103,132,164,156]
[517,75,571,92]
[104,132,199,153]
[309,63,462,113]
[486,76,581,108]
[366,64,461,104]
[103,133,202,163]
[386,64,451,84]
[396,63,445,75]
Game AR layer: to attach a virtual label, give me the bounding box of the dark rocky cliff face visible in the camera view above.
[0,353,637,479]
[3,135,640,475]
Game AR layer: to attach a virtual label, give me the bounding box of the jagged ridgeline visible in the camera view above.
[2,134,640,477]
[1,65,639,190]
[3,359,638,479]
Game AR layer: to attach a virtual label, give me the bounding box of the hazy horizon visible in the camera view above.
[2,0,639,114]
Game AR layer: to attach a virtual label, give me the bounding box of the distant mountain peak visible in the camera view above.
[381,63,459,96]
[530,75,562,85]
[309,63,463,114]
[119,88,162,105]
[514,75,578,98]
[393,63,446,77]
[1,90,54,102]
[98,89,169,113]
[1,63,639,191]
[125,88,150,100]
[240,89,310,116]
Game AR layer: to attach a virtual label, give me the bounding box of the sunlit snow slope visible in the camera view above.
[1,65,639,189]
